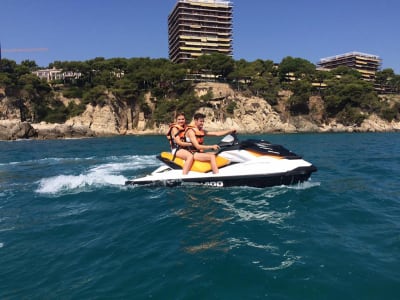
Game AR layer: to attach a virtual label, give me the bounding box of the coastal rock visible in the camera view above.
[195,86,296,133]
[194,82,235,99]
[31,122,95,139]
[0,96,22,120]
[136,112,146,131]
[66,97,141,136]
[359,114,400,132]
[0,120,37,140]
[66,105,119,135]
[288,116,321,132]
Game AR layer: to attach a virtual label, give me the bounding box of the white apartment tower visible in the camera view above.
[318,52,381,81]
[168,0,233,63]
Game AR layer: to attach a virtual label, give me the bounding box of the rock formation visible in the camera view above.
[0,83,399,140]
[0,120,37,140]
[31,122,95,139]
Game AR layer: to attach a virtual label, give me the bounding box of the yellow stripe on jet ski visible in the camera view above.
[160,152,230,173]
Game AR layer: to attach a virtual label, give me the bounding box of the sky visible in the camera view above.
[1,0,399,73]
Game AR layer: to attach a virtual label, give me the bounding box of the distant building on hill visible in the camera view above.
[318,52,381,81]
[32,68,82,82]
[168,0,233,64]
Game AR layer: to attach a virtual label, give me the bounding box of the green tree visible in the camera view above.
[113,78,139,101]
[0,59,18,74]
[278,56,316,82]
[249,73,280,104]
[0,73,12,88]
[336,106,366,126]
[389,75,400,93]
[376,69,398,93]
[190,53,234,79]
[20,60,38,71]
[288,80,312,115]
[323,74,378,118]
[83,85,108,106]
[331,66,362,79]
[312,70,333,94]
[227,59,253,90]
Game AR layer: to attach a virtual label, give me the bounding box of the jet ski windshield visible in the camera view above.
[218,134,239,148]
[220,134,234,144]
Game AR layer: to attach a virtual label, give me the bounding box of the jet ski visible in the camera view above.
[125,134,317,188]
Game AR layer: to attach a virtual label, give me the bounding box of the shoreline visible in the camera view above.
[1,119,399,141]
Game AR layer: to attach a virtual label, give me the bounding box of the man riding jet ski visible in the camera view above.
[166,112,236,175]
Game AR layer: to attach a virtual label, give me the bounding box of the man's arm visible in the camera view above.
[187,129,219,151]
[206,129,236,137]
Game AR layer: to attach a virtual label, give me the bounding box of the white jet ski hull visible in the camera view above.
[126,154,317,188]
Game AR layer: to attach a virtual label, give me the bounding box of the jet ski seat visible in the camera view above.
[159,152,230,173]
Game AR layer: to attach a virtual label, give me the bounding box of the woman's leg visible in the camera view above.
[209,154,218,174]
[176,149,194,175]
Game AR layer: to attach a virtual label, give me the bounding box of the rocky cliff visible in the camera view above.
[1,83,399,140]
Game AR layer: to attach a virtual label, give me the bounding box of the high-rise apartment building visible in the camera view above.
[318,52,381,81]
[168,0,233,64]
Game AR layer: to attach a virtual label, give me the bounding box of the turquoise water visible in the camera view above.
[0,133,399,299]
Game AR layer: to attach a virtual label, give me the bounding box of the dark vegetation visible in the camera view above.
[1,53,400,125]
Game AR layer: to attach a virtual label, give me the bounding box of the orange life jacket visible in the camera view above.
[166,123,186,150]
[185,125,205,153]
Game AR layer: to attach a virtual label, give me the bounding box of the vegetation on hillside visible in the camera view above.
[1,53,400,126]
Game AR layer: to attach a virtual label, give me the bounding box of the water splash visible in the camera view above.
[35,173,126,194]
[35,155,159,195]
[216,197,293,224]
[229,237,277,252]
[229,238,302,271]
[287,180,321,190]
[258,251,302,271]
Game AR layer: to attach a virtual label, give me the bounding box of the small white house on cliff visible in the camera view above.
[32,68,82,82]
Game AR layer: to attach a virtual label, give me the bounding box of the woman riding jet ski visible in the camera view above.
[166,112,235,175]
[125,114,317,188]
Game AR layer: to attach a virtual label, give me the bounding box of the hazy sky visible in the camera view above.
[1,0,399,73]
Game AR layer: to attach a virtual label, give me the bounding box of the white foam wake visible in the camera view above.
[216,197,293,224]
[35,155,159,195]
[287,180,321,190]
[35,173,126,194]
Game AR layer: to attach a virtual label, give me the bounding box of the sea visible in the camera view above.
[0,133,399,299]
